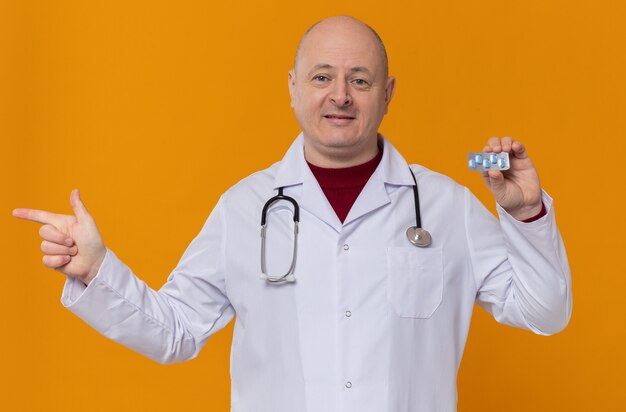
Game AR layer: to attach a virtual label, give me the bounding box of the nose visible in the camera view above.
[329,80,352,107]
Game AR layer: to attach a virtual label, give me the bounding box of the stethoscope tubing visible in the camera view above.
[260,187,299,283]
[260,167,431,283]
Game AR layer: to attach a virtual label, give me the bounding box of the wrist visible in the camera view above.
[506,201,544,221]
[79,248,106,286]
[521,202,547,223]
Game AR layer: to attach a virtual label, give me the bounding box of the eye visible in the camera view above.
[312,75,329,82]
[351,78,370,88]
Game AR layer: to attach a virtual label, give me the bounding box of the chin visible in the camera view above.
[318,129,363,147]
[321,135,363,149]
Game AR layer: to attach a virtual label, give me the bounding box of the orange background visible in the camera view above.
[1,1,625,410]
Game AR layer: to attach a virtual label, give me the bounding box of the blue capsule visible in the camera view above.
[468,152,510,171]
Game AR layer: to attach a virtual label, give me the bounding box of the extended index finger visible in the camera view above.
[12,208,63,226]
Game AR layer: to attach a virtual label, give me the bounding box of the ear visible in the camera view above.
[288,69,296,108]
[383,76,396,114]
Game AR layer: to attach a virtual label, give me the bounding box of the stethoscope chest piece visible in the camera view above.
[406,168,432,247]
[406,226,432,247]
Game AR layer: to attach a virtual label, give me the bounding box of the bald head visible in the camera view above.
[294,16,389,77]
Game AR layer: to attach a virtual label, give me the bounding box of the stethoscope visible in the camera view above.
[260,168,431,284]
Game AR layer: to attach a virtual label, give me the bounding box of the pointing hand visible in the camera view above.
[481,137,543,221]
[13,189,106,285]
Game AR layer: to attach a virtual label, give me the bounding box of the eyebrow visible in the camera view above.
[307,64,373,77]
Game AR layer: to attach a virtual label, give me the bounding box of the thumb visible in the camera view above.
[511,141,529,159]
[70,189,92,221]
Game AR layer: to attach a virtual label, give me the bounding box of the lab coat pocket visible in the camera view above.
[386,247,444,319]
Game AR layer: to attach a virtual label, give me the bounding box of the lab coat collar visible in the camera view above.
[273,133,308,190]
[273,133,416,231]
[376,135,416,187]
[273,133,415,188]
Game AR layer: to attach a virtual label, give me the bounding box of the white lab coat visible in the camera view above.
[61,134,572,412]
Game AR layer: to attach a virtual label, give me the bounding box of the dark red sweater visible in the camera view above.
[307,150,383,223]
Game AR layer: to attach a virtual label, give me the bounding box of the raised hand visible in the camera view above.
[481,137,543,221]
[13,189,106,285]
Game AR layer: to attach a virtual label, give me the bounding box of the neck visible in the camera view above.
[303,135,380,168]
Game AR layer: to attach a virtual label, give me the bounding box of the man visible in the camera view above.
[13,16,571,412]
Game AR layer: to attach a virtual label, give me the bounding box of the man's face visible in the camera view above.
[288,19,395,164]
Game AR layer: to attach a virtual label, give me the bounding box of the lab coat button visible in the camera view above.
[345,310,352,317]
[345,381,352,388]
[343,244,349,251]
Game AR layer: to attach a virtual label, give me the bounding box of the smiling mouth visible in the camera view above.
[324,114,356,120]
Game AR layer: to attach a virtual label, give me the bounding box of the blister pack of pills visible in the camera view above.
[468,152,510,171]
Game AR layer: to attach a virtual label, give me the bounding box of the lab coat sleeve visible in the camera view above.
[466,189,572,335]
[60,197,235,364]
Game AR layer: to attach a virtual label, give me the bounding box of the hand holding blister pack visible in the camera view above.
[468,152,510,172]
